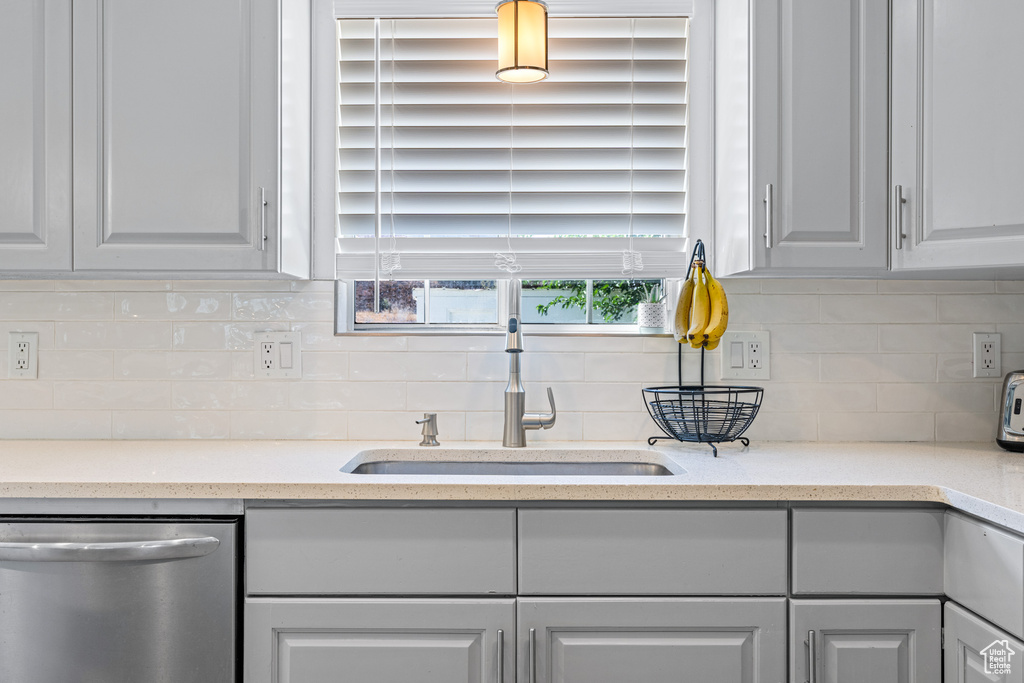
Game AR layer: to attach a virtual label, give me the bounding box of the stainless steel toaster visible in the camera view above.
[998,371,1024,451]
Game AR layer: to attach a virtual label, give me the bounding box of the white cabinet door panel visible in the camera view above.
[892,0,1024,270]
[945,602,1024,683]
[72,0,277,273]
[0,0,72,271]
[245,598,514,683]
[750,0,888,272]
[519,598,787,683]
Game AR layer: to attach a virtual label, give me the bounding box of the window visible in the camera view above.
[318,0,711,333]
[343,277,667,332]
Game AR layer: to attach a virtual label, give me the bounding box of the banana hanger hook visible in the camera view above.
[680,239,708,388]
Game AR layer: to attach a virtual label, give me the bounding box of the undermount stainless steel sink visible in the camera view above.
[349,461,674,476]
[341,449,684,476]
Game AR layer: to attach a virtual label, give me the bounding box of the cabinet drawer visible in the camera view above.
[791,508,944,595]
[517,509,787,595]
[945,512,1024,639]
[246,508,516,595]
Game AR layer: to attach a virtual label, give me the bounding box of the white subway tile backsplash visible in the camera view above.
[0,279,1018,442]
[877,383,996,414]
[172,381,290,411]
[818,412,935,441]
[116,292,231,320]
[820,354,936,383]
[233,293,334,321]
[408,381,504,412]
[730,294,819,324]
[301,352,350,380]
[820,295,935,324]
[878,280,994,294]
[290,381,406,411]
[58,322,171,350]
[938,294,1024,323]
[0,382,53,409]
[114,351,233,380]
[172,321,289,351]
[878,324,994,353]
[935,412,998,442]
[0,293,112,321]
[54,381,171,410]
[113,411,230,439]
[768,324,877,354]
[230,411,347,439]
[350,352,466,381]
[584,353,678,383]
[38,351,114,380]
[0,410,111,439]
[760,279,877,294]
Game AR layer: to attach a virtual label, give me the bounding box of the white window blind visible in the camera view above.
[335,15,689,279]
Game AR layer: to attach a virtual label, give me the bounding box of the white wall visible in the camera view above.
[0,278,1017,442]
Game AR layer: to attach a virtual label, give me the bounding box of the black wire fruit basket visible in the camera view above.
[644,384,763,457]
[644,240,764,456]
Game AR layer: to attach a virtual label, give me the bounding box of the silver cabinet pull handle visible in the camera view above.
[807,629,816,683]
[259,187,268,251]
[496,629,504,683]
[0,536,220,562]
[893,185,907,250]
[529,627,537,683]
[764,183,774,249]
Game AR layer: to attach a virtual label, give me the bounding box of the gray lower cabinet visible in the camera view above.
[518,598,787,683]
[945,602,1024,683]
[790,599,941,683]
[244,598,515,683]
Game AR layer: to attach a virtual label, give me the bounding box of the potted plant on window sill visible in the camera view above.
[637,283,667,333]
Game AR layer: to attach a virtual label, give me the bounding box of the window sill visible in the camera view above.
[340,326,675,337]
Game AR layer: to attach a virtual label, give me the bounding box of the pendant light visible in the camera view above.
[495,0,549,83]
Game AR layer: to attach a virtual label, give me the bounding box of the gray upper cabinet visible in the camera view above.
[72,0,279,275]
[0,0,310,278]
[790,599,941,683]
[891,0,1024,271]
[518,598,787,683]
[945,602,1024,683]
[0,1,73,271]
[245,598,515,683]
[753,0,889,273]
[717,0,889,276]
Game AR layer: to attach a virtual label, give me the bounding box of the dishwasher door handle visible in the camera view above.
[0,536,220,562]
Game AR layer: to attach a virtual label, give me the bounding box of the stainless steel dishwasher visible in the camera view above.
[0,519,237,682]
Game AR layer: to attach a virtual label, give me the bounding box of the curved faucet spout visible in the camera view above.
[502,280,556,447]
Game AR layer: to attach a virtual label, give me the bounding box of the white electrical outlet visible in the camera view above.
[973,332,1001,378]
[8,332,38,379]
[720,331,770,381]
[254,331,302,379]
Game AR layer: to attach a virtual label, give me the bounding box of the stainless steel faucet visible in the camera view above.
[502,280,556,447]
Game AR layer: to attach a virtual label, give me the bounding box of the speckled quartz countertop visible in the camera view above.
[0,439,1022,531]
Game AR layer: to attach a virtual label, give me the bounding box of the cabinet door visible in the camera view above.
[518,598,787,683]
[245,598,514,683]
[72,0,278,274]
[891,0,1024,270]
[946,602,1024,683]
[750,0,888,273]
[790,599,941,683]
[0,0,72,271]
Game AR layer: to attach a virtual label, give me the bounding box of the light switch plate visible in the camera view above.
[254,331,302,379]
[720,331,770,380]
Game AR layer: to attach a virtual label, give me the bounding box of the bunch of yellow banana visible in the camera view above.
[672,260,729,350]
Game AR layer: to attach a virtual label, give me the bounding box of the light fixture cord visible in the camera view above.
[381,19,402,279]
[622,18,643,277]
[495,83,522,274]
